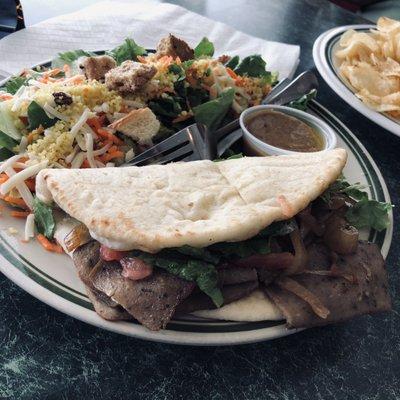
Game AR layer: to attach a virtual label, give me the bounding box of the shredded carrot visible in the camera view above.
[226,67,238,80]
[27,132,35,144]
[37,234,64,253]
[97,114,107,125]
[87,117,102,132]
[24,179,35,191]
[0,94,13,100]
[63,64,71,75]
[102,151,124,162]
[137,55,147,63]
[0,174,9,184]
[97,128,123,145]
[10,210,30,218]
[108,145,118,153]
[43,68,61,78]
[172,112,193,124]
[119,104,129,113]
[3,196,28,209]
[69,75,85,85]
[81,159,91,168]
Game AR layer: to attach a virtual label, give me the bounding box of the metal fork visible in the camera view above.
[124,70,318,166]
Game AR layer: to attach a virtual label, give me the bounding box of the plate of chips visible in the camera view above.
[313,17,400,136]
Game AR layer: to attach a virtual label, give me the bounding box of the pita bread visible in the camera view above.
[193,290,283,321]
[36,149,347,252]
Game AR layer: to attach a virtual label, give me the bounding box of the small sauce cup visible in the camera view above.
[239,105,337,156]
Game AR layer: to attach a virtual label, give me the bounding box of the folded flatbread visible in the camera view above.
[36,149,347,252]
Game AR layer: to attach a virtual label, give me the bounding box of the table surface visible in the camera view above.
[1,1,399,399]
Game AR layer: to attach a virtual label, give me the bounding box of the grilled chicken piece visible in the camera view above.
[105,60,157,93]
[155,34,194,61]
[80,55,117,81]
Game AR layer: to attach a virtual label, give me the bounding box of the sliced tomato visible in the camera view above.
[120,257,153,281]
[99,245,127,261]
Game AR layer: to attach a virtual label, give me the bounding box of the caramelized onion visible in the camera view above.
[64,223,92,253]
[276,277,330,319]
[234,252,294,270]
[298,207,324,236]
[323,215,358,255]
[284,228,308,275]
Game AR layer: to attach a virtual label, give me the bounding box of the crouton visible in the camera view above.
[155,34,194,61]
[109,107,160,144]
[80,55,117,81]
[105,61,157,94]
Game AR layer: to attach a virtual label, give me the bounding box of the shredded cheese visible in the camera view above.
[125,148,135,162]
[4,167,34,209]
[24,213,35,241]
[1,161,48,196]
[70,152,86,169]
[19,136,28,154]
[65,145,79,164]
[70,108,90,138]
[43,103,69,121]
[92,142,112,156]
[0,154,27,174]
[84,133,97,168]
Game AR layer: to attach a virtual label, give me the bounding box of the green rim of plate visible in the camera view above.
[0,98,392,334]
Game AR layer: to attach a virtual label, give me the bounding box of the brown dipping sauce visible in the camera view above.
[245,110,324,152]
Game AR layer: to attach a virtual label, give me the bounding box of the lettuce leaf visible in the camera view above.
[0,131,17,151]
[51,49,95,69]
[1,76,27,95]
[346,198,393,232]
[137,251,223,307]
[288,89,317,111]
[225,55,240,70]
[149,95,182,118]
[0,101,21,140]
[27,101,58,130]
[33,197,55,239]
[322,176,392,231]
[0,148,14,161]
[193,88,234,131]
[234,55,268,77]
[106,38,147,64]
[194,37,215,58]
[210,220,297,258]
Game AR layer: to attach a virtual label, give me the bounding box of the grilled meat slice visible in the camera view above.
[91,262,194,330]
[86,287,132,321]
[73,242,131,320]
[265,241,391,328]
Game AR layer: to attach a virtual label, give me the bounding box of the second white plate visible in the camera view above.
[313,24,400,137]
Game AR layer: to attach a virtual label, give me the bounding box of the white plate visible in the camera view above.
[0,59,394,345]
[313,24,400,137]
[0,100,392,345]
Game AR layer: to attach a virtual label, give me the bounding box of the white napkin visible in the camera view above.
[0,1,300,80]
